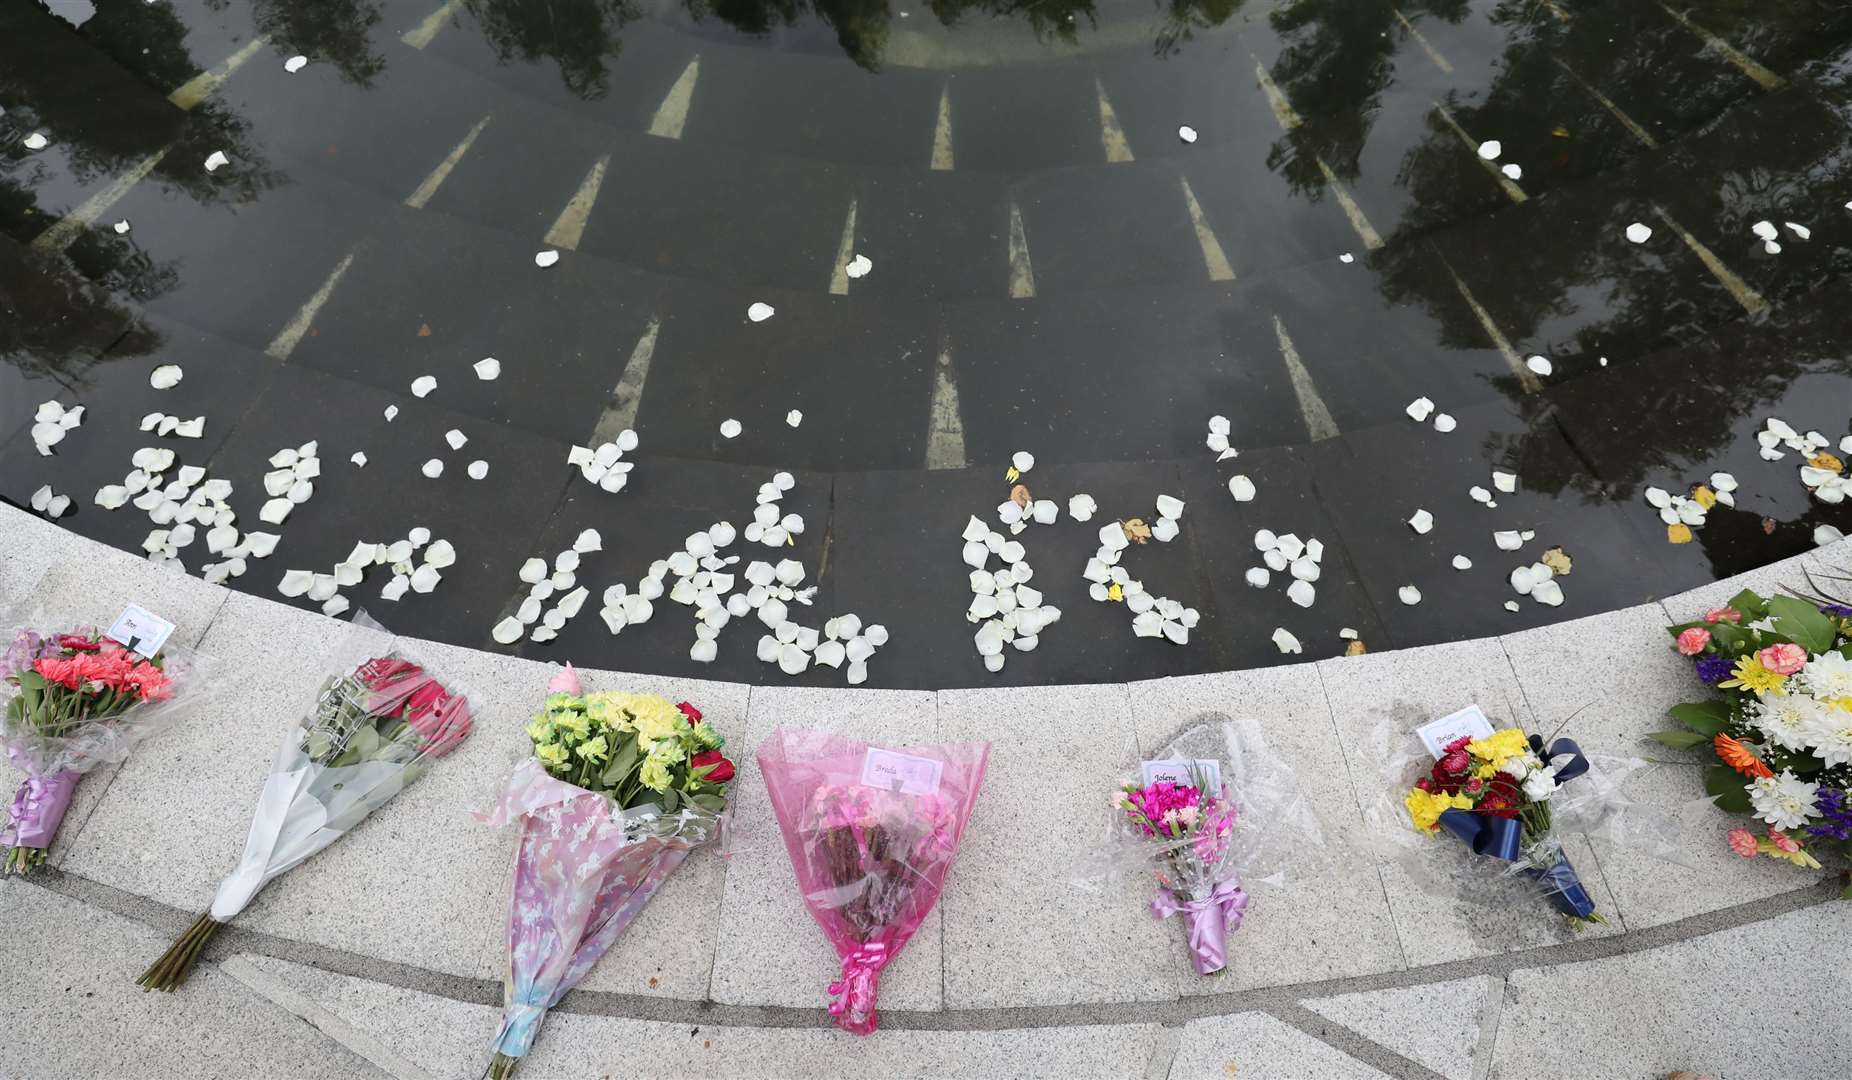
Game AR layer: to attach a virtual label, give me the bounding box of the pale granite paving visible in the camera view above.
[3,505,1852,1080]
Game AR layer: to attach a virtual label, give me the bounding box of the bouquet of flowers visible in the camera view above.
[2,626,200,873]
[758,728,988,1035]
[478,665,733,1079]
[1661,587,1852,886]
[1401,726,1603,924]
[137,649,473,990]
[1086,718,1322,976]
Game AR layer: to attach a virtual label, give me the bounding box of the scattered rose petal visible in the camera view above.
[1786,222,1811,240]
[1525,355,1553,376]
[1398,585,1422,605]
[747,302,775,322]
[1339,252,1354,264]
[1452,555,1472,570]
[1814,524,1845,547]
[1504,600,1521,612]
[23,132,48,151]
[1406,397,1435,422]
[845,253,872,279]
[1227,475,1256,502]
[1625,221,1652,244]
[535,249,559,268]
[1494,530,1523,550]
[1501,163,1522,180]
[720,419,742,439]
[421,459,443,478]
[351,451,367,467]
[204,150,229,171]
[786,409,803,427]
[384,405,399,421]
[1178,124,1198,144]
[284,55,308,72]
[1408,509,1434,534]
[1245,567,1270,588]
[1492,471,1517,493]
[467,460,488,480]
[1011,450,1035,474]
[473,357,501,380]
[1271,627,1302,655]
[1068,494,1097,521]
[445,428,467,450]
[149,364,183,389]
[411,375,436,398]
[1433,413,1456,433]
[278,569,314,597]
[1751,220,1778,241]
[113,220,130,234]
[1477,139,1501,160]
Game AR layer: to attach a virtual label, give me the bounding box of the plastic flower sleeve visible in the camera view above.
[138,615,477,991]
[1074,718,1326,975]
[476,759,721,1076]
[758,727,989,1035]
[1,614,217,872]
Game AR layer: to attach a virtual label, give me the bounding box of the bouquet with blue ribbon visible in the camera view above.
[1403,727,1603,924]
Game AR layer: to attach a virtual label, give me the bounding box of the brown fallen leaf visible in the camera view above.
[1344,640,1367,656]
[1121,518,1153,545]
[1667,523,1694,544]
[1541,546,1573,575]
[416,323,432,337]
[1763,517,1779,535]
[1010,484,1032,508]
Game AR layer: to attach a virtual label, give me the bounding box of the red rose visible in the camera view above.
[56,634,101,653]
[691,750,734,784]
[677,701,703,726]
[357,657,423,688]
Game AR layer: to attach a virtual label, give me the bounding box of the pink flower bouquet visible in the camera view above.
[2,626,202,874]
[758,728,989,1035]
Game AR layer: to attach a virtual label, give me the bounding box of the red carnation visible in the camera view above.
[1414,777,1436,793]
[56,634,101,653]
[691,750,734,784]
[1443,735,1472,755]
[1478,772,1523,818]
[1429,761,1465,795]
[677,701,702,726]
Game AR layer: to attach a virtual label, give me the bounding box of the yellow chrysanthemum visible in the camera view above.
[583,692,630,731]
[535,742,568,767]
[1405,788,1474,832]
[524,715,551,742]
[576,735,609,763]
[1720,656,1787,695]
[638,758,672,793]
[1467,729,1528,767]
[1474,762,1498,779]
[550,708,589,737]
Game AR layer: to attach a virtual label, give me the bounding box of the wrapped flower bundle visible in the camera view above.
[1084,719,1322,976]
[479,666,733,1080]
[758,728,988,1035]
[137,650,472,990]
[1662,588,1852,884]
[2,626,199,873]
[1402,726,1601,924]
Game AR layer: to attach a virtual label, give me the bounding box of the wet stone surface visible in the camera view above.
[4,0,1852,686]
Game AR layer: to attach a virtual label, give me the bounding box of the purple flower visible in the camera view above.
[1819,604,1852,619]
[1807,787,1852,842]
[1694,655,1733,686]
[1,629,52,677]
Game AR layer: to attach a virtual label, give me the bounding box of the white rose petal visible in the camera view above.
[204,150,229,171]
[747,302,775,322]
[1178,124,1198,143]
[1501,163,1522,180]
[114,220,131,234]
[1452,555,1473,570]
[1493,530,1523,550]
[1408,509,1434,534]
[1492,470,1517,493]
[277,569,314,597]
[445,429,468,450]
[149,364,183,389]
[1011,451,1035,474]
[1406,397,1436,422]
[845,253,873,279]
[1477,139,1501,160]
[535,249,560,268]
[410,375,436,398]
[473,357,501,381]
[384,405,399,421]
[421,459,443,478]
[1531,579,1564,606]
[1287,579,1316,608]
[284,55,308,72]
[786,409,803,427]
[24,132,49,151]
[1525,355,1553,376]
[720,418,742,439]
[1625,221,1652,244]
[1068,494,1097,521]
[468,460,489,479]
[1271,627,1302,655]
[1434,413,1457,433]
[1398,585,1422,605]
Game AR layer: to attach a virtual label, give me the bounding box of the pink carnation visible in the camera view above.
[1768,828,1801,854]
[1726,828,1758,858]
[1675,627,1711,656]
[1757,643,1807,676]
[1703,607,1742,625]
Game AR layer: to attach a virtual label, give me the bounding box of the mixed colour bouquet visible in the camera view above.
[138,650,472,990]
[758,728,988,1035]
[1662,587,1852,886]
[1402,726,1601,924]
[1089,718,1322,976]
[2,626,196,873]
[479,665,733,1079]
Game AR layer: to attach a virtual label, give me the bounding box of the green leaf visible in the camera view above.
[1727,589,1770,621]
[1708,623,1749,654]
[1841,880,1852,901]
[1785,752,1827,775]
[1668,700,1731,736]
[660,787,679,812]
[1646,730,1712,749]
[689,793,725,812]
[1704,765,1753,813]
[601,740,640,787]
[1768,596,1836,655]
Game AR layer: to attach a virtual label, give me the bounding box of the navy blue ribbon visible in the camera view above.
[1429,736,1597,919]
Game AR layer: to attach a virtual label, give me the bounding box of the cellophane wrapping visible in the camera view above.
[758,727,989,1035]
[1,621,213,865]
[477,758,723,1070]
[1358,714,1687,917]
[1074,718,1326,974]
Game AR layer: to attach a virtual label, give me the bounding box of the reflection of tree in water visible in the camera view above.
[248,0,387,87]
[463,0,641,99]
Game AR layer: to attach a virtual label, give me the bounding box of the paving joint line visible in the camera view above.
[1269,1000,1448,1080]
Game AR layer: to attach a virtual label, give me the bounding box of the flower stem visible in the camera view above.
[485,1052,518,1080]
[136,912,222,991]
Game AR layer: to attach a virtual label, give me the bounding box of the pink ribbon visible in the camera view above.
[0,768,80,850]
[1151,877,1248,975]
[826,942,890,1035]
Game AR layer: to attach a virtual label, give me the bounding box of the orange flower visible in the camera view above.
[1714,733,1774,779]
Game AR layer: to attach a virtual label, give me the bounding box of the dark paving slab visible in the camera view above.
[1013,158,1205,295]
[631,284,937,472]
[286,203,667,442]
[848,167,1012,301]
[1307,394,1685,649]
[417,91,614,242]
[203,362,570,636]
[944,60,1105,174]
[497,457,834,679]
[1544,0,1764,142]
[78,0,260,96]
[945,280,1308,467]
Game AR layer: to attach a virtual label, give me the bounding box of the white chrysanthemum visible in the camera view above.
[1802,704,1852,768]
[1521,770,1559,802]
[1747,770,1821,830]
[1747,693,1824,752]
[1798,651,1852,701]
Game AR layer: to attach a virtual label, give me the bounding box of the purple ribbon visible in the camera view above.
[827,941,890,1035]
[1151,877,1248,975]
[0,768,79,850]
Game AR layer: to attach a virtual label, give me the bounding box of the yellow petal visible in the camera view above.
[1690,485,1717,510]
[1667,523,1694,544]
[1005,466,1020,483]
[1106,582,1124,602]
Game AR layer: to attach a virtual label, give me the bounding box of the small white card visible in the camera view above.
[106,604,176,658]
[860,748,943,797]
[1416,705,1497,759]
[1141,758,1223,791]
